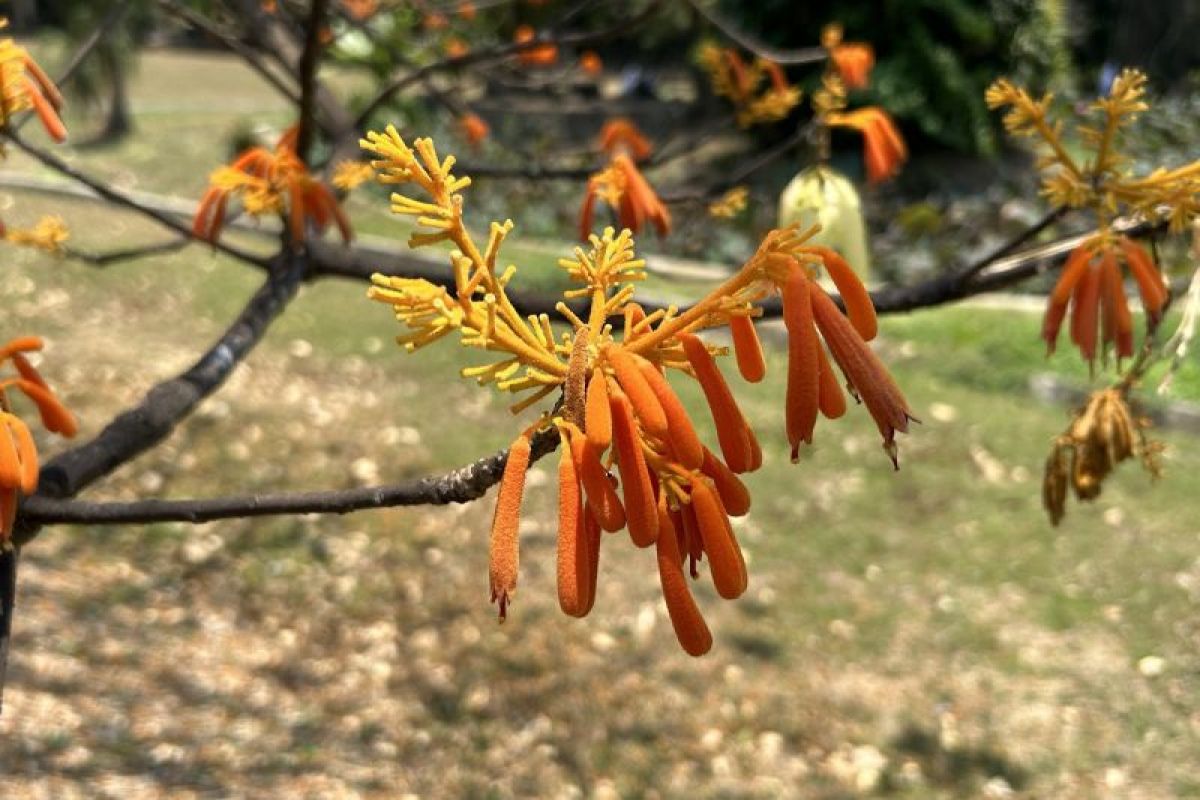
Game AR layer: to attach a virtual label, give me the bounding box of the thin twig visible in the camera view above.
[22,427,561,527]
[4,131,269,268]
[682,0,828,65]
[155,0,301,104]
[24,253,308,512]
[62,236,191,266]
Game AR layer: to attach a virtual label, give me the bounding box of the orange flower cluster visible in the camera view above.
[459,112,489,147]
[193,126,351,245]
[579,50,603,76]
[698,43,801,128]
[484,230,913,654]
[0,337,77,541]
[579,119,670,241]
[444,36,469,59]
[1042,235,1168,367]
[363,129,914,655]
[821,23,874,90]
[513,25,558,66]
[826,107,908,184]
[341,0,379,20]
[0,35,66,142]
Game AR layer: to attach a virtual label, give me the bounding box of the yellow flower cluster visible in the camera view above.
[4,215,68,254]
[708,186,748,219]
[987,69,1200,231]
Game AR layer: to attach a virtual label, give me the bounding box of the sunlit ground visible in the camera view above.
[1,45,1198,799]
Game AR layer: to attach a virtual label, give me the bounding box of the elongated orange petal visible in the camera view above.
[680,500,704,578]
[811,288,913,466]
[1071,263,1101,365]
[556,443,589,617]
[680,333,752,473]
[655,496,713,656]
[635,357,704,470]
[623,303,647,342]
[23,56,63,109]
[816,344,847,419]
[489,433,531,620]
[24,77,67,142]
[5,416,38,495]
[1102,253,1134,360]
[565,422,625,532]
[584,373,612,453]
[861,125,890,183]
[0,337,43,362]
[1,488,16,541]
[782,268,819,459]
[610,390,658,547]
[700,446,750,516]
[578,183,599,242]
[581,506,601,615]
[1044,244,1095,352]
[14,379,76,437]
[690,479,747,599]
[0,420,21,489]
[1119,238,1167,323]
[744,423,762,471]
[608,347,668,440]
[729,315,766,382]
[806,247,877,341]
[192,187,222,240]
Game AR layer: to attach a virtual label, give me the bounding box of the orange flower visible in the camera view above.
[827,107,907,183]
[457,2,477,21]
[0,336,77,542]
[513,25,558,66]
[579,50,603,76]
[598,117,652,162]
[459,112,489,147]
[761,249,911,464]
[1042,236,1167,367]
[342,0,379,20]
[444,36,469,59]
[423,12,449,30]
[829,43,874,90]
[0,38,67,142]
[579,153,670,241]
[193,126,351,245]
[489,430,532,620]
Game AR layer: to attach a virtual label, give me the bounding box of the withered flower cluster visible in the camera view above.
[1043,388,1162,525]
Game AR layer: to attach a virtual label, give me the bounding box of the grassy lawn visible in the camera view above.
[1,45,1198,799]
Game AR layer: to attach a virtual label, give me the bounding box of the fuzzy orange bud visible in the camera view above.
[607,346,668,440]
[489,433,531,620]
[680,333,753,473]
[556,441,590,617]
[584,373,612,453]
[655,494,713,656]
[634,356,704,470]
[782,267,819,460]
[689,479,747,599]
[700,447,750,517]
[729,314,766,383]
[610,389,659,547]
[565,422,625,532]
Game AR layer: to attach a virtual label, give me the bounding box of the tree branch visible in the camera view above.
[24,253,308,514]
[21,426,560,527]
[682,0,828,65]
[155,0,301,104]
[62,236,191,267]
[3,131,269,268]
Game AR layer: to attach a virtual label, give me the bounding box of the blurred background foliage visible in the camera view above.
[8,0,1200,157]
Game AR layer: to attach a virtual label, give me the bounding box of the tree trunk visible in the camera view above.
[99,47,133,141]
